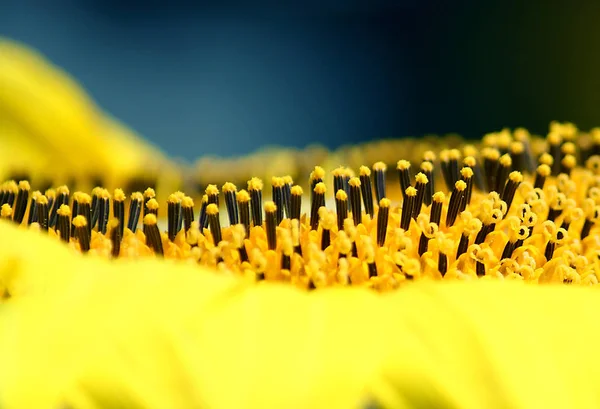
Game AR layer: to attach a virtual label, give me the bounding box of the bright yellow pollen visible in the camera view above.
[18,180,31,191]
[72,215,87,227]
[3,121,600,291]
[1,204,12,218]
[349,177,361,188]
[206,203,219,215]
[248,177,263,191]
[335,190,348,201]
[237,190,250,202]
[113,188,126,202]
[181,196,194,208]
[143,213,157,225]
[143,188,156,199]
[57,204,71,217]
[222,182,237,193]
[146,198,159,210]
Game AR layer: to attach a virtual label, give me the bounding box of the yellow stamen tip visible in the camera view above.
[205,184,219,196]
[248,177,264,191]
[237,190,250,202]
[460,167,474,179]
[45,189,56,200]
[454,180,467,191]
[143,213,157,225]
[73,215,88,228]
[146,198,159,210]
[335,190,348,201]
[291,185,303,196]
[206,203,219,215]
[499,154,512,167]
[539,153,554,166]
[168,194,181,204]
[143,188,156,198]
[113,188,126,202]
[415,172,429,185]
[463,156,476,167]
[314,182,327,194]
[561,142,576,155]
[373,161,387,171]
[78,193,91,205]
[5,181,18,193]
[1,204,13,218]
[264,201,277,213]
[510,141,524,154]
[509,171,523,183]
[359,166,371,177]
[449,149,461,160]
[222,182,237,193]
[423,150,436,161]
[310,166,326,181]
[547,131,562,145]
[271,177,284,187]
[18,180,31,191]
[562,155,576,169]
[37,195,49,205]
[537,164,551,177]
[379,198,391,208]
[397,160,410,170]
[483,148,500,160]
[57,204,71,217]
[420,161,433,172]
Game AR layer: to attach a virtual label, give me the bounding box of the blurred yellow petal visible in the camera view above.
[0,38,180,194]
[4,219,600,408]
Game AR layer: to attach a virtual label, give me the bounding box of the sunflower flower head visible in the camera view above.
[8,38,600,409]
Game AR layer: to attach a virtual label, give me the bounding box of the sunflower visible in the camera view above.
[2,37,600,409]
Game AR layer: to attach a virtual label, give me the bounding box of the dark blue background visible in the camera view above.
[3,0,600,161]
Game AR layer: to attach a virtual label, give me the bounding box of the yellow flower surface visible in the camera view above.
[3,221,600,409]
